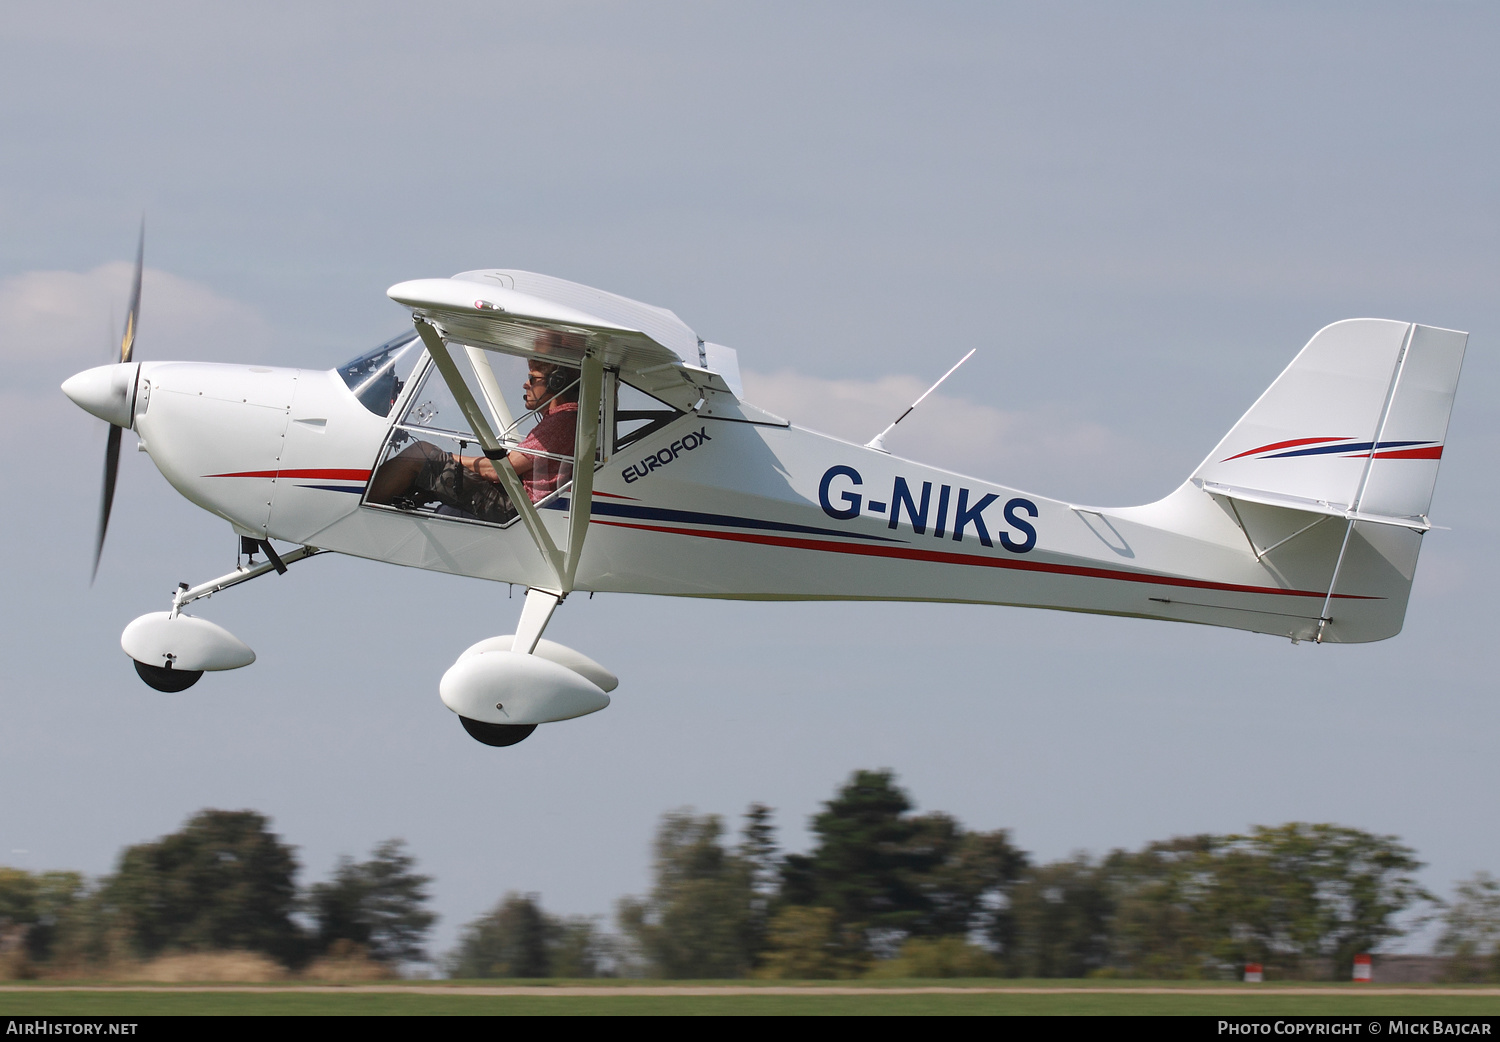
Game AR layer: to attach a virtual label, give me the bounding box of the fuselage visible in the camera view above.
[121,355,1405,644]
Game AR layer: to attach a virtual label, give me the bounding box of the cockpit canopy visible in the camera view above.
[339,329,685,528]
[337,331,422,417]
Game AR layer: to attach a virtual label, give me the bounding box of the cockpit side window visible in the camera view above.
[364,352,596,527]
[337,332,423,417]
[613,379,682,451]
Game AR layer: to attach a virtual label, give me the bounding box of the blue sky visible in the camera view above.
[3,2,1497,961]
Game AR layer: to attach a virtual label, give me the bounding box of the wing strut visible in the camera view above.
[563,351,604,589]
[412,318,565,591]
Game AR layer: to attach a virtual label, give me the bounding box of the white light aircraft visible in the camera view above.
[62,239,1468,746]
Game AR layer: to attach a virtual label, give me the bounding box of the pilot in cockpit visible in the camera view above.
[367,358,579,523]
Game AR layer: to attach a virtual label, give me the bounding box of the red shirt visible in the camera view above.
[518,401,578,502]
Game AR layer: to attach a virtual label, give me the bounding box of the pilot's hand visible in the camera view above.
[458,455,500,484]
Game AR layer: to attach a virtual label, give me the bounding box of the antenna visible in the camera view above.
[865,349,976,453]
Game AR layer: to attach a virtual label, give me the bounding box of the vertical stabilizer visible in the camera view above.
[1194,319,1466,522]
[1185,319,1466,642]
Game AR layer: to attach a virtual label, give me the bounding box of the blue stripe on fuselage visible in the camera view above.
[546,497,902,542]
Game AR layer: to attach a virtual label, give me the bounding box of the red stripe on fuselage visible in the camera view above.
[206,468,372,480]
[590,520,1377,601]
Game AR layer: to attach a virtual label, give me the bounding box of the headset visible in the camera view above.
[526,362,578,410]
[544,364,574,397]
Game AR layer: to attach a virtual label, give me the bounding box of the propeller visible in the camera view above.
[92,223,144,582]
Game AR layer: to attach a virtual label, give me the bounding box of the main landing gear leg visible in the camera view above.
[170,542,320,615]
[513,589,560,654]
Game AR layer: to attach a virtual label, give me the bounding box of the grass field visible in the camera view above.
[3,982,1498,1016]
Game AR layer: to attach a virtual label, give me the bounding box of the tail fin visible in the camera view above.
[1195,319,1466,523]
[1191,319,1467,642]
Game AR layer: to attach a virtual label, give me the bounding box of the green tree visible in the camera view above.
[101,809,303,965]
[547,915,613,978]
[867,935,1003,978]
[739,803,779,959]
[1009,855,1113,977]
[755,905,861,979]
[920,825,1028,949]
[0,868,89,972]
[1206,824,1431,979]
[308,839,435,965]
[0,868,35,930]
[1100,836,1219,978]
[448,892,614,979]
[1435,872,1500,983]
[447,892,552,978]
[617,810,757,978]
[781,770,1026,960]
[781,770,936,952]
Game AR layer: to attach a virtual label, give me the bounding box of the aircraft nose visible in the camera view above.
[62,363,139,427]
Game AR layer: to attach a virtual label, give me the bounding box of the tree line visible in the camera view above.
[2,772,1497,980]
[583,770,1471,981]
[0,810,432,976]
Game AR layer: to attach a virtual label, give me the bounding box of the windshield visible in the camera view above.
[337,331,422,416]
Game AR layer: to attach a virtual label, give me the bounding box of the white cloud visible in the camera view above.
[0,263,272,379]
[742,368,1147,504]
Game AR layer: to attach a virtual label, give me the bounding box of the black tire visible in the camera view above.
[459,717,537,747]
[133,660,204,692]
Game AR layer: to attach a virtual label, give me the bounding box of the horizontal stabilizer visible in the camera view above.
[1196,480,1432,532]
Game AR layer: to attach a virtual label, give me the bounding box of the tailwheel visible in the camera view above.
[133,659,203,692]
[460,717,536,747]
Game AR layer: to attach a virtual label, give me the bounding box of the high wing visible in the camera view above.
[387,269,734,410]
